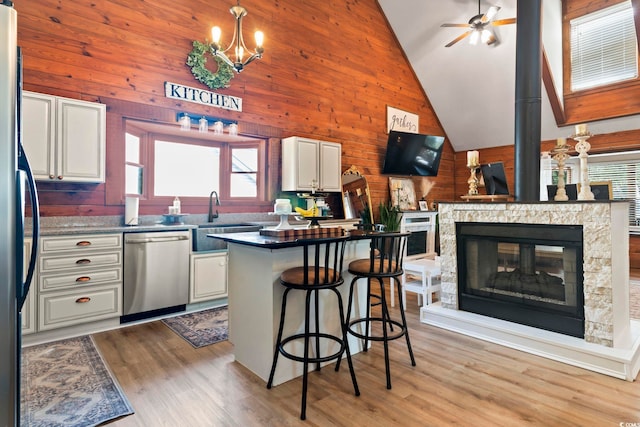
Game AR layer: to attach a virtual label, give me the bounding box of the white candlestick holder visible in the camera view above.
[550,143,571,201]
[573,133,594,200]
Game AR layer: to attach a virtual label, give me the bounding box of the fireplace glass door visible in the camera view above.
[457,222,584,337]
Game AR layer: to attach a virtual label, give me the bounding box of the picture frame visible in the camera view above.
[581,181,613,200]
[388,177,417,211]
[386,106,419,134]
[418,200,428,211]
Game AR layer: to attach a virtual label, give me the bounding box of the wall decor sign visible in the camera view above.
[386,106,418,134]
[164,81,243,112]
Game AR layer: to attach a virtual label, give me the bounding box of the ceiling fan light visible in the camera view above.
[481,29,492,44]
[470,30,480,45]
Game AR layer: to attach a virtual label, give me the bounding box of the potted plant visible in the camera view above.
[378,201,401,232]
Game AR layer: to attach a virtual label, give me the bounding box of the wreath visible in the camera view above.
[186,40,234,90]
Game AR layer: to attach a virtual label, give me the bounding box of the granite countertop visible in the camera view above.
[26,215,361,237]
[37,223,196,236]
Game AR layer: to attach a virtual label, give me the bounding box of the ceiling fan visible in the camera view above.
[441,1,516,48]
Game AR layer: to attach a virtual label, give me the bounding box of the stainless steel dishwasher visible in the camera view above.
[123,230,190,319]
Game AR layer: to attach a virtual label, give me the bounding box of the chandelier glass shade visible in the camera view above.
[210,1,264,73]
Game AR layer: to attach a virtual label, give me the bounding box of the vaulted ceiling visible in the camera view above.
[378,0,640,152]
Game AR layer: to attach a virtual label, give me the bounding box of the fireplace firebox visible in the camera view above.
[456,222,584,338]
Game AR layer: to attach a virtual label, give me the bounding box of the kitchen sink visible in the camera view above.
[193,224,261,252]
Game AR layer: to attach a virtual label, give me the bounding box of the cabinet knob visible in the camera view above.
[57,175,63,180]
[76,241,92,247]
[49,174,55,179]
[76,276,91,282]
[75,297,91,304]
[75,258,91,265]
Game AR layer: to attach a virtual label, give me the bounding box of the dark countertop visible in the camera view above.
[208,230,376,250]
[208,231,309,249]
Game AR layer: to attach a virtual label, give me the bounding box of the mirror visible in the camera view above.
[342,165,374,224]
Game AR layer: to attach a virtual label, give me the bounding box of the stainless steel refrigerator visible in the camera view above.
[1,1,40,425]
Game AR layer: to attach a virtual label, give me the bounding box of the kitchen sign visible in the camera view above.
[164,81,242,112]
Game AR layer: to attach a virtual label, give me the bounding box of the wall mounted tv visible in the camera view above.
[382,131,445,176]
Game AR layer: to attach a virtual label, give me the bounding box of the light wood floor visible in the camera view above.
[94,290,640,427]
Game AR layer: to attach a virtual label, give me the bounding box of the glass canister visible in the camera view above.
[274,198,292,214]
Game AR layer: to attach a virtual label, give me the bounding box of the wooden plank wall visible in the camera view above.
[457,128,640,268]
[14,0,455,220]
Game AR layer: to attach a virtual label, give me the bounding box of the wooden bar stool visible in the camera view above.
[266,235,359,420]
[342,231,416,390]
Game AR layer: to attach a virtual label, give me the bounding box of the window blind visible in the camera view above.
[587,152,640,226]
[570,1,638,91]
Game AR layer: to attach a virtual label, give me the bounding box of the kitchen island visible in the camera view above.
[209,231,371,386]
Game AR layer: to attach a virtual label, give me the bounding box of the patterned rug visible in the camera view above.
[161,306,228,348]
[21,335,134,427]
[631,281,640,320]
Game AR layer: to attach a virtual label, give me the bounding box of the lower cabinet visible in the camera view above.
[190,251,228,303]
[22,238,37,335]
[37,233,123,331]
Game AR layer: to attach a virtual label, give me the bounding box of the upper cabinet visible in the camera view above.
[281,136,342,192]
[22,91,106,183]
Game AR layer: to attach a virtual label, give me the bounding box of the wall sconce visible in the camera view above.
[176,113,238,134]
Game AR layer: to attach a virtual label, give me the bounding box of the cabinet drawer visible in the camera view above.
[39,267,121,291]
[40,250,122,273]
[41,234,122,253]
[39,285,121,331]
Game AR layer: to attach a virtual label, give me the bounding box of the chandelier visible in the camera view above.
[210,1,264,73]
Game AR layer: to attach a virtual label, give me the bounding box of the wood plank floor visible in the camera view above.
[94,290,640,427]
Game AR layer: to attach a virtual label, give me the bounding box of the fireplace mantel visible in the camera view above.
[421,201,640,380]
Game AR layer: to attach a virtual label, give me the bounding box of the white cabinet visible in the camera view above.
[281,136,342,192]
[190,252,228,303]
[22,238,36,335]
[22,91,106,183]
[38,234,122,331]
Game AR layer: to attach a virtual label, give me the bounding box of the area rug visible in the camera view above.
[161,306,228,348]
[21,335,134,427]
[631,281,640,320]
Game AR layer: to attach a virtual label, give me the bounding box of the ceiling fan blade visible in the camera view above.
[492,18,517,26]
[445,31,472,48]
[441,23,471,28]
[482,6,500,23]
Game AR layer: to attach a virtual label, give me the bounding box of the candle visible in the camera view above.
[356,188,362,196]
[575,124,588,135]
[466,150,479,167]
[556,137,566,147]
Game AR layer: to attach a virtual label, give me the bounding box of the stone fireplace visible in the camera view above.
[421,201,640,381]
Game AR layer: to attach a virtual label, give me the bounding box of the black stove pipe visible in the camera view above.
[514,0,543,201]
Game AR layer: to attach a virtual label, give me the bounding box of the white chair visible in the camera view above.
[400,257,441,310]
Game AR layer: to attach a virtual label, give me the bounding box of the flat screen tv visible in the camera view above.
[382,131,445,176]
[480,162,509,195]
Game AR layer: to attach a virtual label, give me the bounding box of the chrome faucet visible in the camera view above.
[208,190,220,222]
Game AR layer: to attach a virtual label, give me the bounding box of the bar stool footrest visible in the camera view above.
[279,333,346,364]
[347,317,406,341]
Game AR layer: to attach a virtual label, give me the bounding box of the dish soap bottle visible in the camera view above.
[173,196,181,214]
